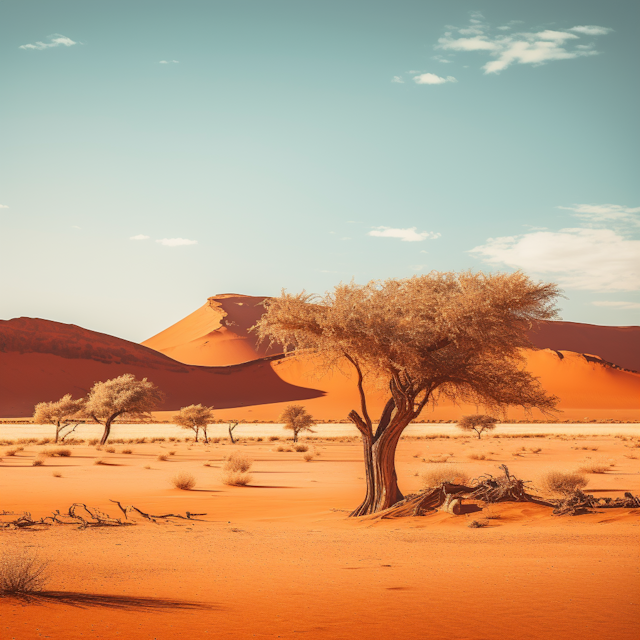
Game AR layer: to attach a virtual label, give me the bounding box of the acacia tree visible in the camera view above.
[279,405,316,443]
[457,414,498,439]
[172,404,214,443]
[255,271,560,516]
[85,374,164,445]
[33,395,85,443]
[227,421,240,443]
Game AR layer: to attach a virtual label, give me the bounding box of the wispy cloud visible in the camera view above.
[391,75,404,84]
[470,227,640,291]
[156,238,198,247]
[19,34,77,50]
[159,60,179,64]
[558,204,640,226]
[130,234,150,240]
[413,73,457,85]
[435,13,612,74]
[369,227,441,242]
[592,301,640,310]
[0,204,8,209]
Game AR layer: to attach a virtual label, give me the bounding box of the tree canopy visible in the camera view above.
[457,414,499,439]
[85,374,164,445]
[279,404,316,442]
[33,394,85,442]
[172,404,214,443]
[256,270,560,515]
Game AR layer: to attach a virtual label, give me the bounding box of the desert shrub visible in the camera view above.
[52,448,71,457]
[105,447,116,454]
[269,436,280,441]
[157,454,169,461]
[37,438,52,445]
[172,472,196,490]
[530,447,542,454]
[294,444,309,452]
[168,451,176,456]
[143,465,151,470]
[94,458,106,465]
[540,470,589,495]
[5,448,18,457]
[422,465,470,487]
[223,452,252,472]
[276,445,286,452]
[256,437,263,442]
[221,470,252,486]
[32,457,45,466]
[303,452,314,462]
[0,552,49,595]
[52,472,62,478]
[425,455,449,463]
[39,450,55,458]
[577,459,610,474]
[122,448,133,454]
[468,520,488,528]
[88,438,100,445]
[468,453,486,460]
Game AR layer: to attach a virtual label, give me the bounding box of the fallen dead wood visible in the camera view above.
[0,501,208,530]
[550,490,640,516]
[359,465,639,520]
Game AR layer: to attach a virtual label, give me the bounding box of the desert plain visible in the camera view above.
[1,424,639,640]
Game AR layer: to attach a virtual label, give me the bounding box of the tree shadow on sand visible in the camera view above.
[6,591,219,611]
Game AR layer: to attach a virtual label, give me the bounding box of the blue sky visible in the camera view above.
[1,0,638,341]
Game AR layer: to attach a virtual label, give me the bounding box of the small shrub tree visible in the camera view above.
[227,421,240,443]
[457,415,498,439]
[171,404,214,443]
[279,405,316,443]
[33,395,85,443]
[85,374,164,445]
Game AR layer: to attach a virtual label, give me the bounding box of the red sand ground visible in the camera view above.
[1,435,639,639]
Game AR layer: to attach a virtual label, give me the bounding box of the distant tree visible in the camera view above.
[457,414,498,439]
[33,395,85,443]
[227,421,240,443]
[172,404,214,443]
[256,271,560,516]
[85,374,164,445]
[279,405,316,443]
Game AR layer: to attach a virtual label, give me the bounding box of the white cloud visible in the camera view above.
[558,204,640,226]
[369,227,441,242]
[435,17,611,74]
[592,301,640,310]
[570,26,613,36]
[0,204,8,209]
[156,238,198,247]
[470,228,640,291]
[20,34,77,50]
[159,60,179,64]
[130,234,150,240]
[413,73,457,85]
[391,75,404,83]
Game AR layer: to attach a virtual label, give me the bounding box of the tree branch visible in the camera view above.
[344,353,372,431]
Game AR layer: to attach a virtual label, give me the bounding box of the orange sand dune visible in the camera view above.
[2,317,639,422]
[209,349,640,423]
[142,294,279,366]
[530,320,640,372]
[0,318,323,418]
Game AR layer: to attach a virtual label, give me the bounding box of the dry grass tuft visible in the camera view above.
[5,448,19,457]
[122,448,133,454]
[172,472,196,490]
[269,436,280,441]
[425,455,450,463]
[143,465,151,470]
[157,454,169,462]
[421,465,470,488]
[32,457,45,466]
[293,444,309,452]
[467,453,486,460]
[52,472,62,478]
[105,447,116,454]
[540,470,589,495]
[94,458,106,465]
[0,552,49,595]
[303,452,314,462]
[221,470,252,486]
[168,451,176,456]
[577,459,610,474]
[223,452,252,472]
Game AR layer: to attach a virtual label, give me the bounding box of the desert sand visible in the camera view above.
[1,432,639,640]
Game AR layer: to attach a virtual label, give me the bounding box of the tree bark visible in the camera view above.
[100,418,113,445]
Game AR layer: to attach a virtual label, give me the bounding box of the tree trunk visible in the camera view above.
[100,418,113,445]
[350,428,405,516]
[194,427,199,443]
[55,422,61,443]
[228,425,235,444]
